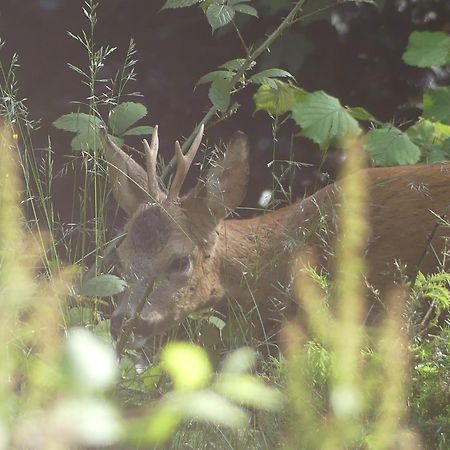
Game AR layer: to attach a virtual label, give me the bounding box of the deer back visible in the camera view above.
[103,129,450,345]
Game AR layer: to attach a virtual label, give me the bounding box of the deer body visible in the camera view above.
[104,127,450,344]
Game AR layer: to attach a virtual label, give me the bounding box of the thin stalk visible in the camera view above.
[161,0,307,180]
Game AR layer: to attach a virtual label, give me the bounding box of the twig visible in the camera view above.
[161,0,307,180]
[115,279,155,356]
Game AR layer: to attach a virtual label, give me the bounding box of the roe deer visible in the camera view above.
[104,125,450,344]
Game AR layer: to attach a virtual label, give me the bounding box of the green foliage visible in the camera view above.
[366,125,421,166]
[407,119,450,163]
[410,328,450,449]
[291,91,361,149]
[209,78,231,110]
[79,274,128,297]
[249,68,294,88]
[402,31,450,68]
[423,86,450,125]
[163,0,258,32]
[53,102,152,152]
[254,81,306,115]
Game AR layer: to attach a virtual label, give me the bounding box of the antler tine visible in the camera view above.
[143,125,165,202]
[167,124,204,202]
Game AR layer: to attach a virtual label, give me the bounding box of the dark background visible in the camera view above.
[1,0,449,216]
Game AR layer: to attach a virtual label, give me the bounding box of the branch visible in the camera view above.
[161,0,307,180]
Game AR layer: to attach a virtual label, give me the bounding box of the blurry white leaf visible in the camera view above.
[53,399,122,446]
[65,328,118,391]
[215,374,284,411]
[167,390,248,428]
[222,347,256,374]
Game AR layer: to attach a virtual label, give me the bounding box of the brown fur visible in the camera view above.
[103,132,450,343]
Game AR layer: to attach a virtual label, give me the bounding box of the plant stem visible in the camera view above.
[161,0,307,180]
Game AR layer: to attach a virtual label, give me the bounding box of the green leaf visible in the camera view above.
[65,306,96,327]
[402,31,450,68]
[53,113,102,133]
[254,81,307,116]
[423,86,450,125]
[206,4,235,32]
[108,102,148,136]
[291,91,361,149]
[71,131,102,152]
[250,68,295,87]
[197,70,234,86]
[209,78,231,111]
[347,106,378,123]
[366,125,421,166]
[122,126,154,136]
[208,315,226,331]
[79,274,127,297]
[233,4,258,17]
[162,342,212,390]
[162,0,202,9]
[407,119,450,163]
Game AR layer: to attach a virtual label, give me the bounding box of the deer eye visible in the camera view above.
[168,255,191,274]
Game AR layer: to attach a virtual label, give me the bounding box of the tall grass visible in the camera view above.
[0,2,449,448]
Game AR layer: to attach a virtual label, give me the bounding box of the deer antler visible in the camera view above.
[142,125,164,202]
[167,124,204,202]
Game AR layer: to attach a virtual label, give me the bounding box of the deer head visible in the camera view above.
[103,126,249,343]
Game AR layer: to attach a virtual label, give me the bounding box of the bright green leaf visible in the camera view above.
[423,86,450,125]
[206,4,235,32]
[291,91,361,149]
[254,81,307,116]
[209,78,231,111]
[161,342,212,390]
[122,126,154,136]
[53,113,102,133]
[162,0,202,9]
[366,125,421,166]
[402,31,450,68]
[108,102,148,136]
[79,274,127,297]
[139,405,182,444]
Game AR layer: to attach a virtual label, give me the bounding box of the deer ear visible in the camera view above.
[183,131,249,224]
[103,136,149,217]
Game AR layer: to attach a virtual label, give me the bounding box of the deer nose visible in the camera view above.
[110,310,125,341]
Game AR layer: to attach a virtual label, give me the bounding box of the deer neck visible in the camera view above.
[217,189,336,304]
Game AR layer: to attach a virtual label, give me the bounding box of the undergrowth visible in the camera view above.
[0,1,449,449]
